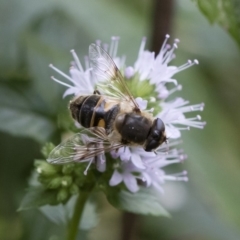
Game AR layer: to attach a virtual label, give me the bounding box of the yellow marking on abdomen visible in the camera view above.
[98,119,106,128]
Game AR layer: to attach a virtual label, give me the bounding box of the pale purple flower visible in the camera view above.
[50,35,205,193]
[109,162,140,193]
[159,97,206,139]
[132,35,199,99]
[110,146,188,193]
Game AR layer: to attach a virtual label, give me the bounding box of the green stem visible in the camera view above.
[67,191,90,240]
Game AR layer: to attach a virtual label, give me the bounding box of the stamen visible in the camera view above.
[168,85,182,96]
[159,34,170,55]
[187,115,201,121]
[155,139,182,153]
[148,153,186,167]
[51,76,73,88]
[103,43,109,52]
[178,103,205,112]
[112,36,120,58]
[179,154,188,161]
[162,43,177,64]
[175,170,187,176]
[191,103,205,111]
[164,170,188,182]
[162,159,182,167]
[172,119,205,129]
[70,50,84,72]
[138,37,147,56]
[176,60,192,71]
[120,55,126,68]
[165,176,189,182]
[84,158,94,175]
[49,64,75,83]
[109,36,117,57]
[175,59,199,74]
[175,126,190,130]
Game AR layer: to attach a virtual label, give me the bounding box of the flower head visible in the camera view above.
[49,35,205,193]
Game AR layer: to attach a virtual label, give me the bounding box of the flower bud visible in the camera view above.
[41,143,56,158]
[38,175,52,185]
[57,188,69,202]
[61,176,72,187]
[47,177,62,189]
[69,183,79,195]
[34,160,59,176]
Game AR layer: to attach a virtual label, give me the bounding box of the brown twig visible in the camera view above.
[150,0,175,53]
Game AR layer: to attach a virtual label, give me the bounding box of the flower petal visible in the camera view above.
[135,97,148,110]
[96,154,106,172]
[123,173,139,193]
[120,147,131,161]
[109,170,123,186]
[165,125,181,139]
[131,153,145,169]
[124,66,134,79]
[141,172,152,187]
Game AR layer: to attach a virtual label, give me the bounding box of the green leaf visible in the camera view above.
[18,187,58,211]
[80,199,99,230]
[40,195,98,230]
[107,187,170,217]
[194,0,240,48]
[0,83,56,143]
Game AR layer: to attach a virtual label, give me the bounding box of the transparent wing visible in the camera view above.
[89,43,140,112]
[47,127,123,164]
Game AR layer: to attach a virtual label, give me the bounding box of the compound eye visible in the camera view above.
[152,130,160,138]
[155,118,165,132]
[144,118,166,152]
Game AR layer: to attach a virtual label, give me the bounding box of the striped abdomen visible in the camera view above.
[69,95,120,133]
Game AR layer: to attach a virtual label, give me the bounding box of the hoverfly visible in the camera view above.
[47,44,167,165]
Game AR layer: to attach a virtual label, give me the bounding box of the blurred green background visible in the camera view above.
[1,0,240,239]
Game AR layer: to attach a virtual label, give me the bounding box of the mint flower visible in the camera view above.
[49,35,205,193]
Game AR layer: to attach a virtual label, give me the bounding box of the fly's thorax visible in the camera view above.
[119,100,136,113]
[115,112,152,145]
[108,129,122,143]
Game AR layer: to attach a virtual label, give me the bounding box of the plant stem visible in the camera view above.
[67,191,90,240]
[150,0,174,53]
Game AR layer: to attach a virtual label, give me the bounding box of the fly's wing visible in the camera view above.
[47,127,123,164]
[89,43,141,112]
